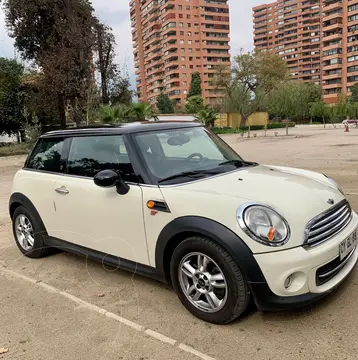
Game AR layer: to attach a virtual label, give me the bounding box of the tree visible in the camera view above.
[94,22,115,105]
[156,93,174,114]
[213,50,289,125]
[185,95,204,114]
[232,49,289,96]
[20,70,61,129]
[331,93,350,122]
[109,71,132,105]
[131,102,158,121]
[100,104,133,124]
[309,101,331,128]
[195,107,218,128]
[187,72,202,98]
[0,58,24,135]
[2,0,97,128]
[268,82,323,122]
[94,23,132,106]
[350,83,358,103]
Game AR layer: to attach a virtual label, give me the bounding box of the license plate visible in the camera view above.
[340,231,357,261]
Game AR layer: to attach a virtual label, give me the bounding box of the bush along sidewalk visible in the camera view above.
[0,143,32,157]
[212,122,296,134]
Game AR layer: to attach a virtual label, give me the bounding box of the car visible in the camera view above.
[10,121,358,324]
[342,119,358,125]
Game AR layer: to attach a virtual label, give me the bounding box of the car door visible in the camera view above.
[53,134,149,266]
[19,137,66,234]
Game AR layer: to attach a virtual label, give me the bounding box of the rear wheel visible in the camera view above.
[12,206,50,258]
[170,236,250,324]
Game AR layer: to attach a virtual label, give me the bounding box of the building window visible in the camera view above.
[349,14,358,22]
[348,45,358,53]
[349,4,358,12]
[348,55,358,62]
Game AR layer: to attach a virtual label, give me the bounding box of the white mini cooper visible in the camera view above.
[10,122,358,324]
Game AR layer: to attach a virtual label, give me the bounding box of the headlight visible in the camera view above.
[324,175,344,195]
[237,203,290,246]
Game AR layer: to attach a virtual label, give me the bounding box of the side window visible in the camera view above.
[67,135,138,182]
[26,138,65,173]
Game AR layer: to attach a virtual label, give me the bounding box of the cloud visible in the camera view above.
[0,0,266,89]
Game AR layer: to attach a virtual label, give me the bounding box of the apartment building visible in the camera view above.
[254,0,358,103]
[322,0,358,103]
[130,0,231,105]
[253,1,322,85]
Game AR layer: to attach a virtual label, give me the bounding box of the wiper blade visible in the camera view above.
[219,160,257,167]
[158,170,218,183]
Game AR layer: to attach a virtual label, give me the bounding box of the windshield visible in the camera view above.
[133,127,254,184]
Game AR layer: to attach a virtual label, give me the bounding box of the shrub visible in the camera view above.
[0,142,32,157]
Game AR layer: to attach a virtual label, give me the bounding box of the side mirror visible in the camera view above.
[94,170,130,195]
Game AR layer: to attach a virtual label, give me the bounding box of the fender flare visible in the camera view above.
[155,216,266,283]
[9,193,47,234]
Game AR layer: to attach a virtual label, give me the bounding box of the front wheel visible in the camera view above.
[170,236,250,324]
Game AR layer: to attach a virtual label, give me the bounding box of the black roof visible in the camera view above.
[41,121,202,138]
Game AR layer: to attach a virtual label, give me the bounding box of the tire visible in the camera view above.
[170,236,250,324]
[12,205,51,259]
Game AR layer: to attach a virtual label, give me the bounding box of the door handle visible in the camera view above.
[55,187,69,195]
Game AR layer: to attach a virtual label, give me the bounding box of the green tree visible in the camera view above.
[232,49,289,96]
[309,101,331,128]
[131,102,158,121]
[195,107,218,128]
[0,58,25,135]
[187,72,202,98]
[268,82,323,122]
[2,0,97,128]
[100,104,133,124]
[185,95,204,114]
[350,83,358,103]
[156,93,174,114]
[331,93,349,122]
[213,50,288,124]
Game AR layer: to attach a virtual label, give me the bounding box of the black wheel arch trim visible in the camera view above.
[155,216,266,284]
[9,193,48,234]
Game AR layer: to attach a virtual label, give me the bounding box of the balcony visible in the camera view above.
[322,32,342,42]
[323,1,343,13]
[322,22,343,32]
[161,0,175,11]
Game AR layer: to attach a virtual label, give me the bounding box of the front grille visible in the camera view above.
[316,244,356,286]
[305,200,352,247]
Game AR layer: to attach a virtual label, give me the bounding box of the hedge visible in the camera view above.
[0,143,31,157]
[213,122,296,134]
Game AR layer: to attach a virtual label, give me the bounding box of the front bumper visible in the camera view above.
[249,212,358,311]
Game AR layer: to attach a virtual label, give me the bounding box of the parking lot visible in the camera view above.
[1,125,358,360]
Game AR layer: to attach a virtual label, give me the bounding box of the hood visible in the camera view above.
[160,165,345,253]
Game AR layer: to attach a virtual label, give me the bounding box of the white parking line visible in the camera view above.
[0,266,217,360]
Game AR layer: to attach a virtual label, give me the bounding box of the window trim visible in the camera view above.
[61,134,148,184]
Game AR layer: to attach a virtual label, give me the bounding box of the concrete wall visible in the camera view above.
[0,134,17,143]
[215,112,269,128]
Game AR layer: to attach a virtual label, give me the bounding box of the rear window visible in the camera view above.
[26,138,65,173]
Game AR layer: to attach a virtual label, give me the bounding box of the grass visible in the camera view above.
[0,143,32,157]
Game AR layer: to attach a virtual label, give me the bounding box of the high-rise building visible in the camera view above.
[130,0,231,106]
[322,0,358,103]
[253,1,322,85]
[253,0,358,104]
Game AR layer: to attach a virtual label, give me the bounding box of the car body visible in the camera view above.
[342,119,358,125]
[10,122,358,324]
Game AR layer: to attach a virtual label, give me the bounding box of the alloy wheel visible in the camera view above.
[178,252,228,313]
[15,214,35,251]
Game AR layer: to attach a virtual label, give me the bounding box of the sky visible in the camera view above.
[0,0,267,88]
